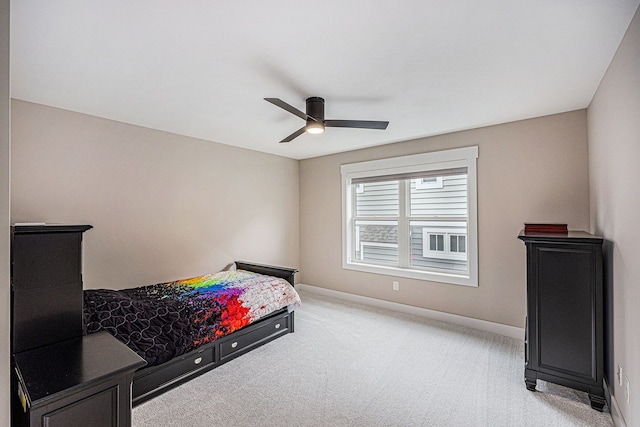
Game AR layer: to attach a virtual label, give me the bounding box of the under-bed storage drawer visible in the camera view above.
[220,313,290,361]
[133,347,215,399]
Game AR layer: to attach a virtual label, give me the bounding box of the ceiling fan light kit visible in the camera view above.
[265,97,389,143]
[306,121,325,134]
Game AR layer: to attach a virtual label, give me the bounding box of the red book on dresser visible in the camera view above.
[524,223,568,234]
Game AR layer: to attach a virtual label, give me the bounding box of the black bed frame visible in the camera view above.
[131,261,298,405]
[10,225,299,411]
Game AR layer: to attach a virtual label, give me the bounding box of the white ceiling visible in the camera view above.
[10,1,640,160]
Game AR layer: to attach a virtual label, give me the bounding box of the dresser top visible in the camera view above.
[12,224,92,234]
[518,230,603,244]
[14,332,146,407]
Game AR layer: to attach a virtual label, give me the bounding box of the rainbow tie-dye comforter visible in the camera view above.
[84,269,301,366]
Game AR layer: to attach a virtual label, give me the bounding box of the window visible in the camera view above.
[422,226,466,261]
[429,233,444,252]
[450,235,466,254]
[341,146,478,287]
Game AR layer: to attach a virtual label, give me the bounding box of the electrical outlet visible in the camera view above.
[392,281,399,291]
[624,376,630,403]
[618,365,623,386]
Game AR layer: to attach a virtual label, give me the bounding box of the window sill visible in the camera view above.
[343,261,478,287]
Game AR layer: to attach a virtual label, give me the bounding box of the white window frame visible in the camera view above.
[341,146,478,287]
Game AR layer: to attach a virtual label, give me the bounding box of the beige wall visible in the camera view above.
[1,0,10,423]
[11,100,300,290]
[300,110,590,327]
[588,5,640,425]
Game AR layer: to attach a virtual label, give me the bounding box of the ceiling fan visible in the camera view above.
[264,97,389,143]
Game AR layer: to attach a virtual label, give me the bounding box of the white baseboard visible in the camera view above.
[605,379,627,427]
[297,284,525,340]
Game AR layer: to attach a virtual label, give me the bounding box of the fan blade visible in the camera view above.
[265,98,307,121]
[325,120,389,130]
[280,126,306,143]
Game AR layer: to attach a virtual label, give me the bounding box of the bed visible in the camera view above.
[83,261,300,405]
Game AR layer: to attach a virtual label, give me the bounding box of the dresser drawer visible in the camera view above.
[133,347,214,398]
[220,314,289,361]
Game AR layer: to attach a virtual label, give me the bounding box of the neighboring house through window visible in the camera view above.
[341,146,478,287]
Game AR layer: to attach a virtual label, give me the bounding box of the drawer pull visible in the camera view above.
[194,357,202,365]
[231,342,238,348]
[275,323,281,329]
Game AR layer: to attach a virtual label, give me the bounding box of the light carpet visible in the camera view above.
[132,289,613,427]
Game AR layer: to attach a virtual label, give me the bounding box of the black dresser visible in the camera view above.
[518,230,604,411]
[11,225,146,426]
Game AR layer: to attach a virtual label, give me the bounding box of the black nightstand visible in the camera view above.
[12,332,146,427]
